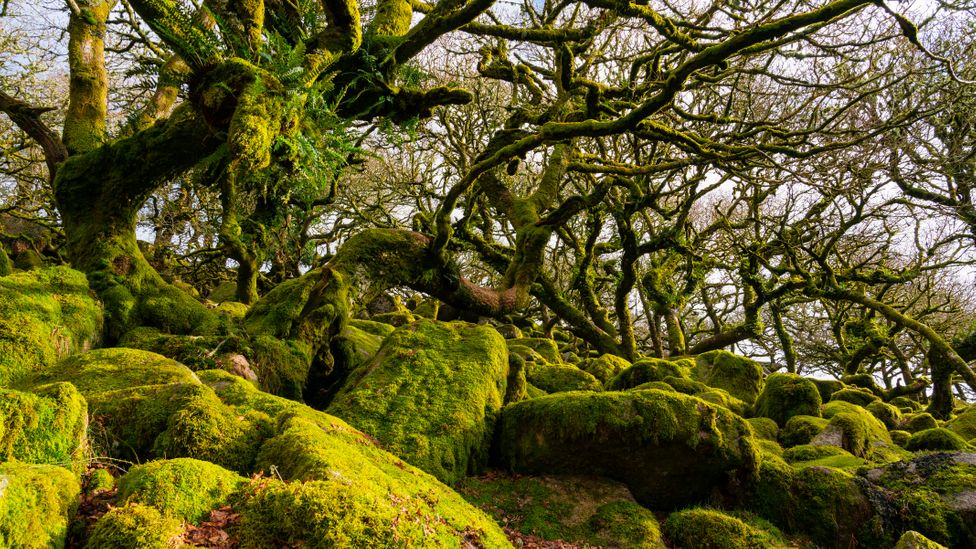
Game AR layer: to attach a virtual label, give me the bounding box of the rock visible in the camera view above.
[13,249,44,270]
[904,412,940,434]
[946,406,976,440]
[753,373,821,426]
[495,324,523,339]
[86,503,184,549]
[577,354,631,383]
[867,401,903,430]
[906,429,972,452]
[829,387,880,407]
[0,463,80,548]
[348,318,396,339]
[606,357,690,390]
[118,458,245,523]
[690,350,764,405]
[458,473,665,548]
[0,382,87,472]
[328,320,509,485]
[813,401,894,459]
[496,389,760,509]
[779,415,828,448]
[663,508,788,549]
[894,531,948,549]
[507,337,561,364]
[526,362,603,393]
[782,444,865,471]
[0,266,103,385]
[747,417,780,441]
[812,378,844,402]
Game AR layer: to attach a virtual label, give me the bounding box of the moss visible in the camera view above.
[526,382,547,398]
[578,354,631,383]
[906,428,972,452]
[747,417,779,441]
[830,387,881,407]
[892,396,924,412]
[691,350,764,405]
[697,388,750,416]
[207,281,238,303]
[243,271,320,338]
[507,337,561,363]
[663,508,788,549]
[891,430,912,447]
[782,443,851,463]
[0,266,103,386]
[249,335,311,400]
[0,463,81,548]
[894,530,948,549]
[457,473,664,548]
[840,373,886,398]
[606,358,689,391]
[86,468,115,493]
[792,465,880,547]
[742,452,795,532]
[779,415,829,448]
[214,301,249,320]
[945,406,976,440]
[905,412,940,433]
[13,249,44,270]
[526,362,603,393]
[496,389,760,510]
[632,381,677,392]
[348,318,396,338]
[811,378,844,402]
[118,458,245,523]
[756,439,783,457]
[0,247,12,276]
[328,320,508,485]
[753,373,821,426]
[86,503,184,549]
[867,400,903,430]
[816,401,894,459]
[662,375,709,395]
[118,328,249,372]
[504,354,529,404]
[0,382,88,473]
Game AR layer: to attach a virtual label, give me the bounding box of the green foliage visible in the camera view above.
[119,459,245,523]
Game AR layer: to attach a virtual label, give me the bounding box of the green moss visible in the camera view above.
[891,396,924,412]
[691,350,764,405]
[779,415,828,448]
[867,400,903,430]
[811,378,844,402]
[753,373,821,426]
[891,430,912,447]
[13,249,44,270]
[504,354,529,404]
[663,508,788,549]
[208,281,238,303]
[756,439,783,457]
[830,387,881,407]
[349,318,396,338]
[0,463,80,548]
[215,301,249,320]
[526,362,603,393]
[782,443,851,463]
[906,428,972,452]
[496,389,760,509]
[894,530,948,549]
[632,381,677,392]
[905,413,940,433]
[243,271,319,338]
[119,458,245,523]
[697,388,750,416]
[0,382,87,473]
[792,465,879,547]
[816,401,894,459]
[578,354,631,383]
[86,468,115,493]
[747,417,779,441]
[526,382,547,398]
[507,337,561,363]
[328,320,508,484]
[840,373,885,398]
[0,266,103,386]
[606,358,690,391]
[370,310,416,326]
[945,406,976,440]
[457,473,664,548]
[86,503,184,549]
[249,335,311,400]
[0,247,11,276]
[662,375,709,395]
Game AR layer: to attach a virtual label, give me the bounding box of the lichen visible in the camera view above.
[753,373,821,427]
[118,458,245,523]
[0,463,80,548]
[328,319,509,484]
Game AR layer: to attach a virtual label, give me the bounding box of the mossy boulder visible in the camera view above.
[525,362,603,393]
[118,458,245,523]
[496,389,760,509]
[829,387,881,407]
[0,266,103,385]
[86,503,184,549]
[507,337,561,363]
[328,319,508,484]
[895,530,948,549]
[905,413,940,434]
[348,318,396,339]
[195,370,511,547]
[892,397,924,413]
[606,357,689,390]
[783,444,866,471]
[662,375,709,395]
[946,407,976,440]
[815,401,894,459]
[690,350,764,405]
[840,373,886,398]
[33,348,270,472]
[663,508,788,549]
[906,429,972,452]
[0,382,87,472]
[867,400,903,430]
[696,388,750,417]
[0,463,81,548]
[753,373,821,426]
[747,417,780,441]
[458,473,664,548]
[779,415,829,448]
[812,378,844,402]
[891,430,912,448]
[578,354,631,383]
[0,247,11,276]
